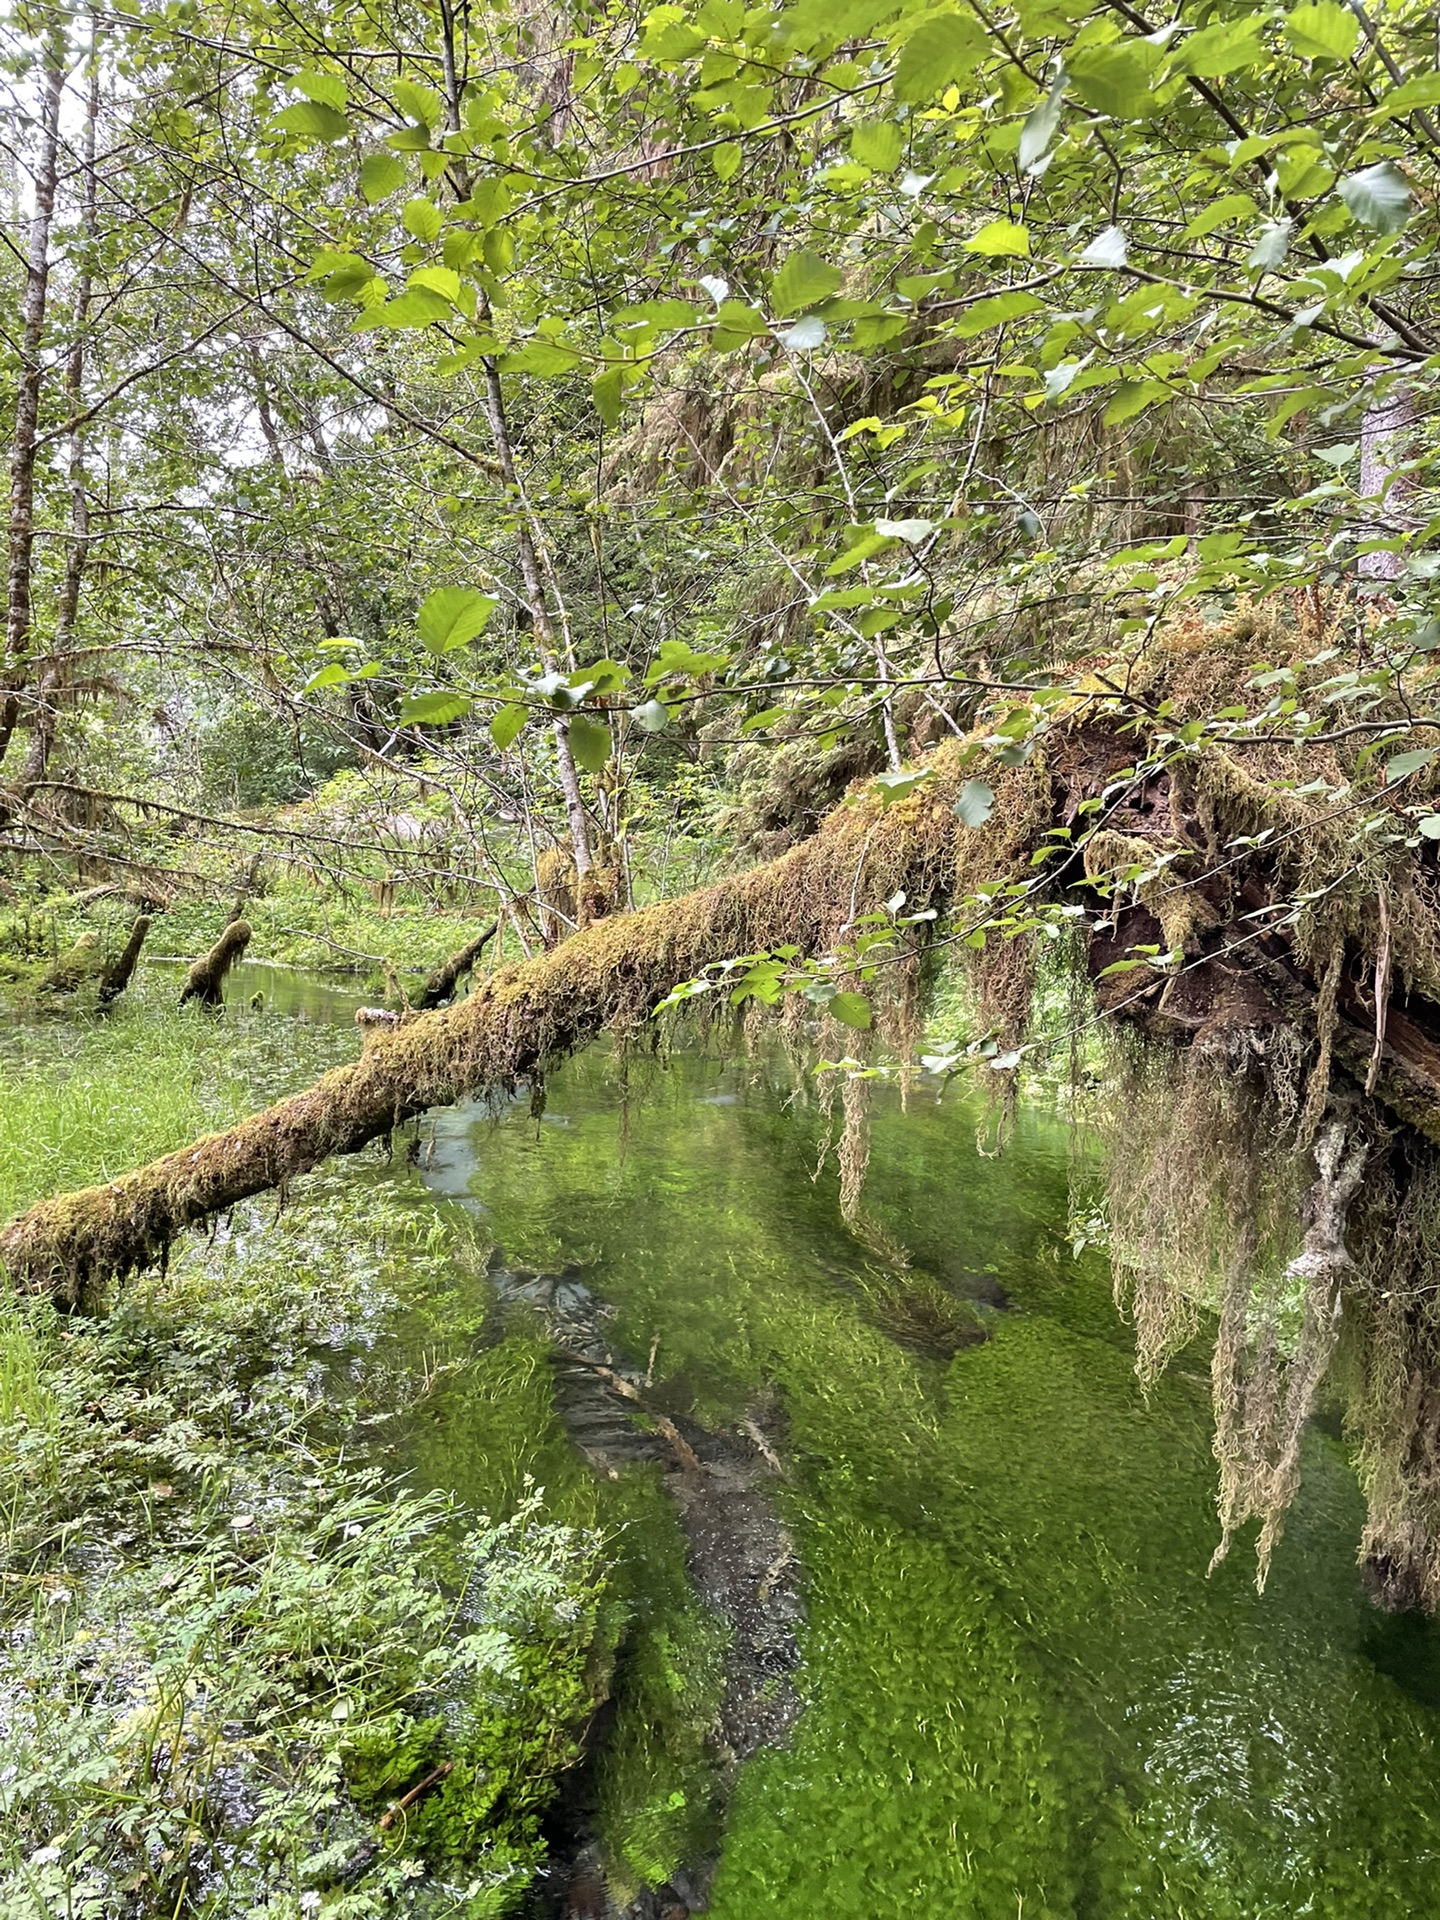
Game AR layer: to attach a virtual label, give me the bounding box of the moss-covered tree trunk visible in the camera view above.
[0,767,964,1305]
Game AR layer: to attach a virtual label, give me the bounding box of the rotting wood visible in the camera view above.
[416,921,497,1009]
[179,919,251,1008]
[97,913,150,1005]
[0,759,967,1303]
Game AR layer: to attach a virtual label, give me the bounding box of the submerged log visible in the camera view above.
[178,919,251,1008]
[0,764,965,1304]
[416,921,497,1010]
[97,913,150,1005]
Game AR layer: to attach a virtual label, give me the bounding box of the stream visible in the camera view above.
[140,963,1440,1910]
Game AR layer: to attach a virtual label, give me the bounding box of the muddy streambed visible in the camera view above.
[53,963,1440,1910]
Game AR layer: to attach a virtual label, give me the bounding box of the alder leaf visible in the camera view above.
[955,779,995,827]
[771,249,843,315]
[829,991,872,1029]
[1339,161,1411,235]
[360,151,405,203]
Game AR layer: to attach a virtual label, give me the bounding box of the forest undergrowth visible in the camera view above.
[0,994,628,1920]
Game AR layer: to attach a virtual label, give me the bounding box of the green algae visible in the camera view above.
[424,1045,1440,1917]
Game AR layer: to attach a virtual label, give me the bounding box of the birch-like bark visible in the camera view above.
[434,0,594,884]
[0,25,68,770]
[22,28,99,795]
[1358,381,1413,582]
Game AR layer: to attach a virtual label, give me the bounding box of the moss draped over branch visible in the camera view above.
[0,760,964,1306]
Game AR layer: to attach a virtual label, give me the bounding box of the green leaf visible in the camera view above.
[352,288,451,329]
[304,662,351,691]
[1019,81,1064,174]
[964,219,1030,257]
[646,638,728,683]
[1417,815,1440,840]
[1338,161,1411,235]
[398,690,473,726]
[850,120,903,170]
[1104,378,1168,424]
[873,768,934,806]
[713,299,768,338]
[633,699,671,732]
[273,101,350,142]
[955,778,995,827]
[392,78,443,127]
[771,249,843,315]
[712,140,743,181]
[1247,218,1292,269]
[1182,17,1266,75]
[828,991,872,1029]
[504,341,582,375]
[360,151,405,203]
[402,197,443,243]
[409,269,460,310]
[893,12,985,102]
[1067,44,1155,118]
[1182,192,1256,238]
[296,68,347,110]
[953,291,1044,336]
[592,367,624,427]
[642,11,708,59]
[1285,1,1360,60]
[1387,747,1434,781]
[567,712,613,771]
[491,703,528,750]
[417,586,498,653]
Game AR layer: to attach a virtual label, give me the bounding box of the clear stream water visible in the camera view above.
[162,965,1440,1911]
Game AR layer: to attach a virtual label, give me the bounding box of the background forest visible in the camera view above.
[5,0,1440,1913]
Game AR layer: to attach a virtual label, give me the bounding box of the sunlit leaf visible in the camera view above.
[828,991,872,1029]
[1338,162,1411,235]
[360,151,405,203]
[417,586,497,653]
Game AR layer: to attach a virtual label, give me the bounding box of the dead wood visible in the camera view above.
[97,913,150,1005]
[416,921,497,1009]
[0,760,965,1303]
[38,929,100,993]
[179,919,251,1008]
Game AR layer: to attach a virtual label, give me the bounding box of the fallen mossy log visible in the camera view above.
[97,913,151,1005]
[0,762,963,1306]
[179,919,251,1008]
[416,921,498,1010]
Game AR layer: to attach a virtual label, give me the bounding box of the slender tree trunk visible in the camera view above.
[22,28,99,796]
[0,25,68,770]
[1358,379,1413,581]
[434,0,595,887]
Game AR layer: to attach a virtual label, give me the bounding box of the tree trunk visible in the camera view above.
[21,28,100,798]
[0,25,68,772]
[97,913,151,1004]
[179,920,252,1007]
[417,922,498,1009]
[0,769,961,1302]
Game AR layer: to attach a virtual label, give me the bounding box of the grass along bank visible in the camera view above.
[0,995,621,1917]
